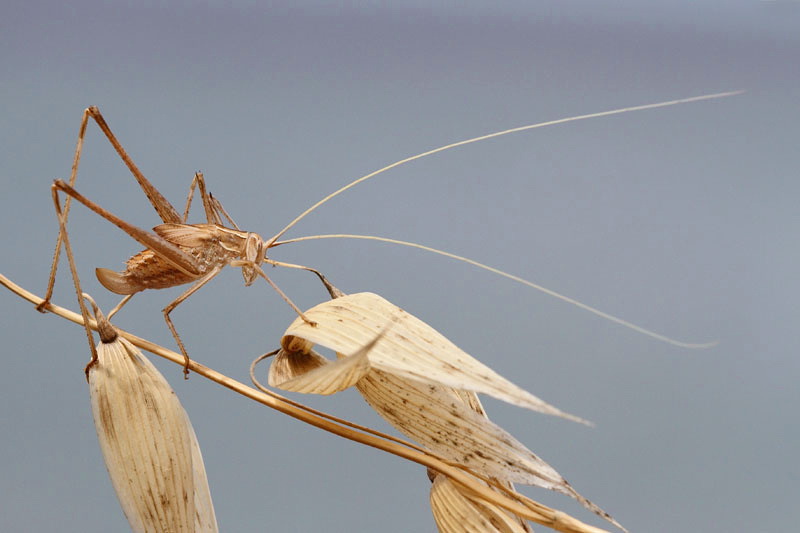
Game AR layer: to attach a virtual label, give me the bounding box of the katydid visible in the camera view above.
[41,96,734,375]
[40,107,331,377]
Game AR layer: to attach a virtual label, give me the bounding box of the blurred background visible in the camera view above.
[1,1,798,531]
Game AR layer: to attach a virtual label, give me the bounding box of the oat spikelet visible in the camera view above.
[428,390,533,533]
[268,292,624,530]
[429,472,532,533]
[86,297,218,532]
[272,292,588,424]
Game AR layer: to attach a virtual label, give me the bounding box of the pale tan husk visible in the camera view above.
[428,388,533,533]
[430,473,532,533]
[272,292,588,424]
[268,292,620,529]
[88,333,218,532]
[356,367,565,488]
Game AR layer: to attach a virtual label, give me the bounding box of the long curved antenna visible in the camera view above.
[267,90,743,246]
[274,233,718,349]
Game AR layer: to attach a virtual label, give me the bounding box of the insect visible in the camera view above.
[41,95,733,376]
[40,107,333,376]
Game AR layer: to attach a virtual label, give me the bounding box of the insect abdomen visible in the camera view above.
[96,249,198,294]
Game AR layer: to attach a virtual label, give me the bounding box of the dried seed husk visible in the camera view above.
[430,473,532,533]
[269,293,621,529]
[268,341,367,394]
[358,367,566,488]
[88,323,217,532]
[358,364,618,529]
[427,391,532,533]
[273,292,588,424]
[272,341,568,488]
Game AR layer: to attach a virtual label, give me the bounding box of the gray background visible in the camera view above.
[1,1,798,531]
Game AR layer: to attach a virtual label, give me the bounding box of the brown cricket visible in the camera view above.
[39,107,332,376]
[40,95,734,376]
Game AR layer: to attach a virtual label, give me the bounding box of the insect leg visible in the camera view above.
[162,266,223,378]
[180,173,201,223]
[264,258,344,299]
[230,260,318,325]
[83,107,182,224]
[51,180,202,277]
[208,194,240,230]
[180,172,229,226]
[44,179,99,364]
[107,294,135,320]
[39,107,182,312]
[38,108,92,311]
[178,171,241,229]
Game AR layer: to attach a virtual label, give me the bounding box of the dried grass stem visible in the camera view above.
[2,272,610,533]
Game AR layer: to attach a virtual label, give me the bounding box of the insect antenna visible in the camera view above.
[267,90,743,248]
[273,233,718,349]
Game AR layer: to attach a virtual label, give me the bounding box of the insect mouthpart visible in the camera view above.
[241,265,258,286]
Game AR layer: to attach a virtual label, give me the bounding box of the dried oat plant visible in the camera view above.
[85,294,218,533]
[1,275,612,533]
[1,91,742,531]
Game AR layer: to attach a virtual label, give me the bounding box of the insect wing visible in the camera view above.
[153,223,220,248]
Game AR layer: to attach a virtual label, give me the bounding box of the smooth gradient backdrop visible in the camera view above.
[2,1,798,532]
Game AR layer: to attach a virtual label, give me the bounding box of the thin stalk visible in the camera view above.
[1,272,611,533]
